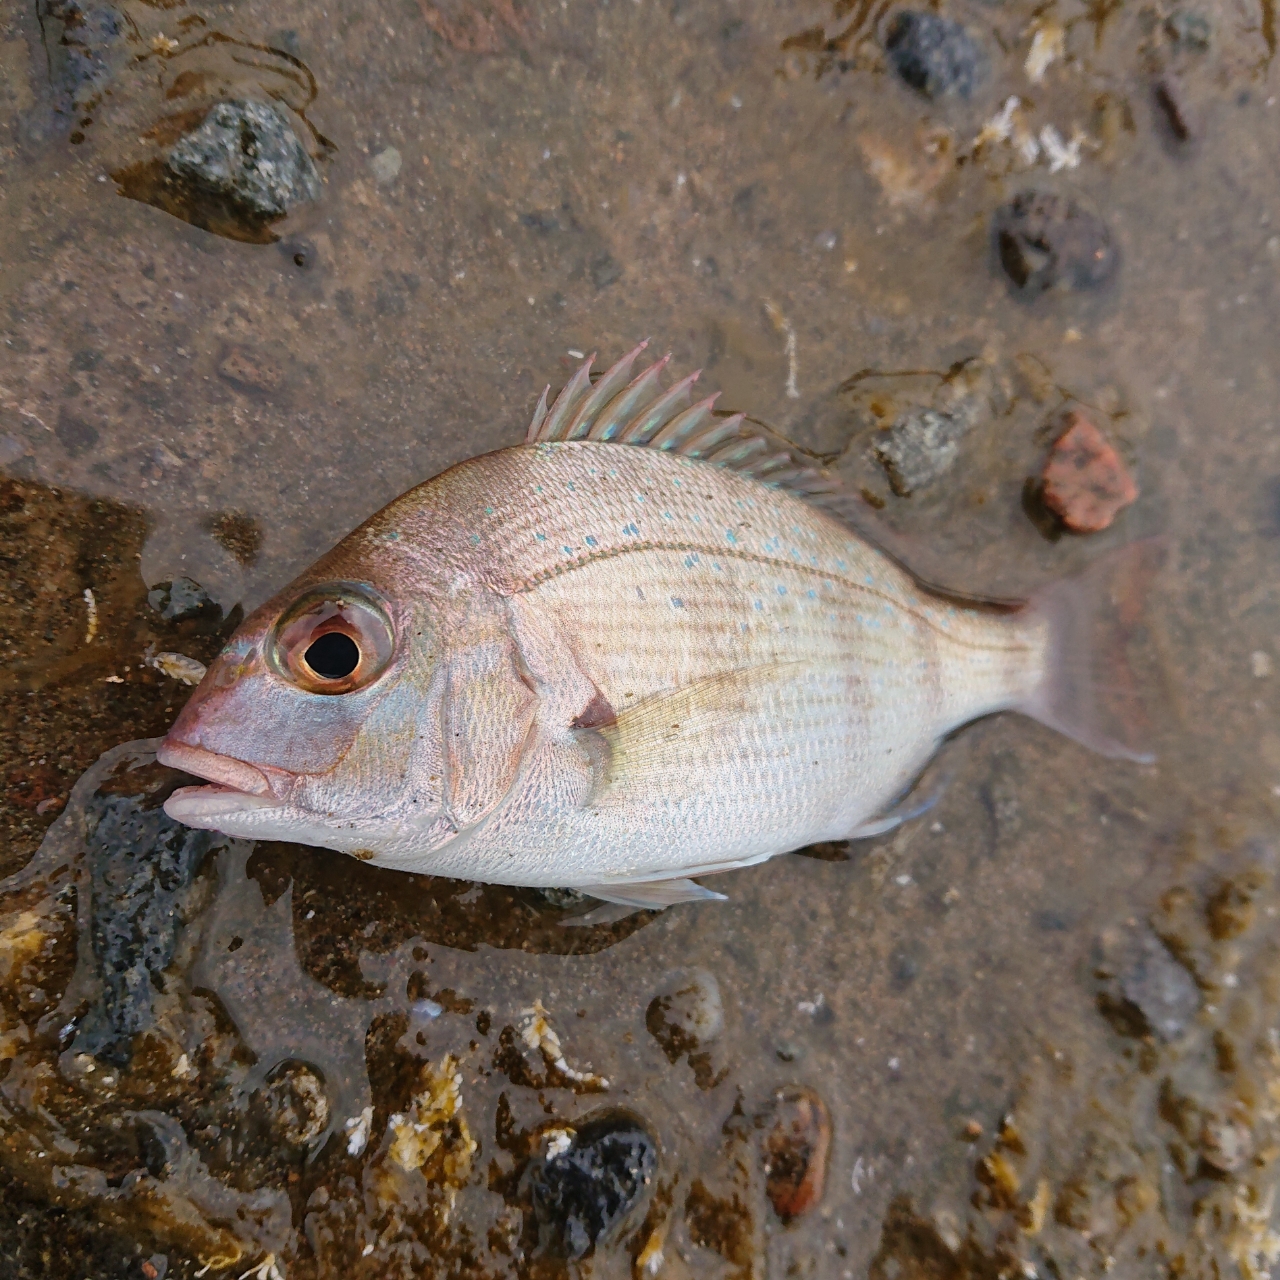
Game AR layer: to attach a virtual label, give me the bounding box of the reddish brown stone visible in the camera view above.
[762,1086,830,1222]
[1041,410,1138,533]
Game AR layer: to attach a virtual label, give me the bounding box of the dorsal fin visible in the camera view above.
[525,347,880,534]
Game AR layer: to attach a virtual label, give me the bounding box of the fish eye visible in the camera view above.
[269,584,394,694]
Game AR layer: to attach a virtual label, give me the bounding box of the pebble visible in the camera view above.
[884,11,984,100]
[645,969,724,1061]
[1040,410,1138,533]
[167,100,321,218]
[873,406,972,496]
[993,190,1118,295]
[218,346,283,393]
[762,1086,831,1222]
[370,146,402,185]
[147,576,217,621]
[1102,928,1200,1041]
[1155,74,1199,142]
[528,1114,657,1259]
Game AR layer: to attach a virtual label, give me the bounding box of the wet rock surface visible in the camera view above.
[3,0,1280,1272]
[994,191,1118,295]
[873,406,972,496]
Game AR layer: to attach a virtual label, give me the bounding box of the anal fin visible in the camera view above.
[578,878,728,909]
[846,774,947,840]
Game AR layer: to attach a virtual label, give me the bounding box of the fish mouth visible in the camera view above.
[158,741,283,821]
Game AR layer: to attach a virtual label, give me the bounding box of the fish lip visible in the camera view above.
[163,783,279,822]
[157,740,275,798]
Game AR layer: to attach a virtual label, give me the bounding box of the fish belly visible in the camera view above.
[427,540,1045,888]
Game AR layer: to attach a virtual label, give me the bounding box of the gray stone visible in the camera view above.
[168,100,321,218]
[884,11,984,100]
[1116,931,1200,1042]
[873,407,971,496]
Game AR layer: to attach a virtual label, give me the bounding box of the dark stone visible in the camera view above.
[147,576,218,621]
[37,0,125,116]
[590,252,622,290]
[528,1114,657,1259]
[278,237,317,270]
[884,11,984,100]
[70,348,102,372]
[519,210,561,233]
[72,789,224,1065]
[1155,74,1199,142]
[993,190,1118,295]
[54,408,100,457]
[167,100,321,219]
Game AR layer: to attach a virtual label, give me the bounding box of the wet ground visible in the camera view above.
[1,0,1279,1274]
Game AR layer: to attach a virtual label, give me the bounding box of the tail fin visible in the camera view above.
[1018,539,1166,763]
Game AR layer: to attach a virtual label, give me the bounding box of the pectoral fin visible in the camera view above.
[578,878,729,908]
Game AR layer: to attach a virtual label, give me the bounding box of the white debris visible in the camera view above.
[544,1127,575,1158]
[520,1000,609,1088]
[976,95,1021,148]
[83,588,98,644]
[148,651,207,685]
[238,1255,283,1280]
[764,301,800,400]
[1025,21,1064,83]
[1253,651,1273,678]
[171,1052,198,1080]
[344,1105,373,1156]
[1039,124,1083,173]
[797,992,825,1015]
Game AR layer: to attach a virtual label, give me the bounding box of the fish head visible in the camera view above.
[159,558,454,861]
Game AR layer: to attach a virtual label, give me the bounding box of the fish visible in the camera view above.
[158,342,1152,908]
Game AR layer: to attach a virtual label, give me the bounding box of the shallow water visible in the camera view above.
[1,0,1279,1275]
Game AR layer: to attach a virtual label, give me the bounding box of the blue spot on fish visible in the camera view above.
[671,597,684,608]
[585,535,598,547]
[536,533,547,542]
[470,534,481,546]
[623,522,640,536]
[755,600,764,611]
[777,585,787,595]
[725,529,739,545]
[562,545,574,556]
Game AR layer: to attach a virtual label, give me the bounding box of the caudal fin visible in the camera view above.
[1018,539,1166,763]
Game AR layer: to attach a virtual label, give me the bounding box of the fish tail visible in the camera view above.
[1016,538,1166,763]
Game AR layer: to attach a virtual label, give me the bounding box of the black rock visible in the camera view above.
[147,576,219,622]
[72,788,224,1066]
[993,191,1118,295]
[528,1114,657,1259]
[167,100,322,219]
[884,11,984,100]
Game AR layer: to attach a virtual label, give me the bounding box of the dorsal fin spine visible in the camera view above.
[616,371,701,444]
[650,394,720,450]
[563,341,649,441]
[525,386,551,444]
[682,415,745,459]
[587,355,672,441]
[537,354,596,441]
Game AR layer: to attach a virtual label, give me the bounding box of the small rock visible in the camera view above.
[218,345,283,393]
[147,576,218,621]
[370,146,402,185]
[1040,410,1138,533]
[762,1086,830,1222]
[148,651,207,686]
[993,190,1118,295]
[528,1113,657,1259]
[873,407,971,496]
[1200,1114,1252,1172]
[884,11,984,100]
[1155,74,1199,142]
[589,251,622,290]
[646,969,724,1060]
[1166,9,1211,51]
[167,100,321,218]
[1105,928,1200,1041]
[253,1061,330,1146]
